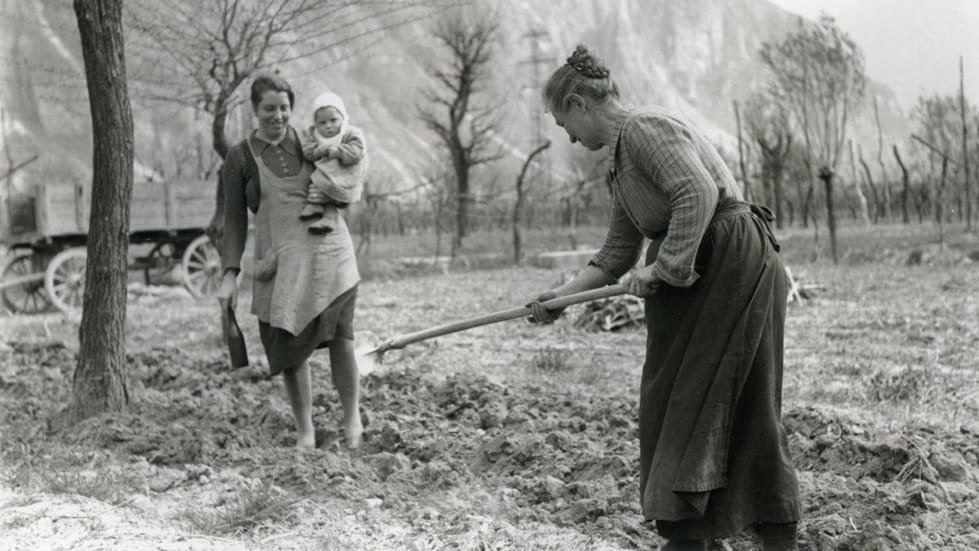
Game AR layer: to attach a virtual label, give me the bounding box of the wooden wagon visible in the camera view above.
[1,179,221,315]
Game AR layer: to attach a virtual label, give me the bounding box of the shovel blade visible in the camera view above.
[354,330,382,376]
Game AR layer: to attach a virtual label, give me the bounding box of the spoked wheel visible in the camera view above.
[182,235,221,299]
[143,241,182,285]
[1,253,52,314]
[44,247,87,315]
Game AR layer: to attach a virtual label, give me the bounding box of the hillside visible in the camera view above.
[0,0,906,217]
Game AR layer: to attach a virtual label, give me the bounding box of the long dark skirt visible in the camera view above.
[259,284,358,376]
[639,202,800,541]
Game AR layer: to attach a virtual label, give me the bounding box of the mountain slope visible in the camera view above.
[1,0,906,214]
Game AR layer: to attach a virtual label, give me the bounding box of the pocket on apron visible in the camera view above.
[254,251,279,281]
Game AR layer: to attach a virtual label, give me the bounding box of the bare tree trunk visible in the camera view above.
[773,167,786,229]
[960,56,973,230]
[67,0,133,424]
[892,144,911,224]
[819,167,839,264]
[915,185,927,224]
[792,177,807,227]
[858,146,881,224]
[848,139,871,225]
[938,155,949,249]
[872,97,892,222]
[453,167,468,257]
[395,202,405,236]
[733,101,751,202]
[512,141,550,264]
[433,189,444,261]
[912,134,950,226]
[805,178,820,244]
[975,114,979,221]
[802,178,814,228]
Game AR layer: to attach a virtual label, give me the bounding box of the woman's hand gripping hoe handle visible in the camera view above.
[371,284,626,356]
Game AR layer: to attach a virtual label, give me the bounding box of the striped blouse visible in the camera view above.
[591,107,742,287]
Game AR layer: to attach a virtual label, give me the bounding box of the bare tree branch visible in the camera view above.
[417,7,500,252]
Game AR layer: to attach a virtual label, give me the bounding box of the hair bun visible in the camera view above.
[566,44,610,79]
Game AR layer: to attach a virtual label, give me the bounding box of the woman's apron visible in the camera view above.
[639,200,799,539]
[247,139,360,336]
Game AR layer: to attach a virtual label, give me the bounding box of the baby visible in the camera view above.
[299,92,369,234]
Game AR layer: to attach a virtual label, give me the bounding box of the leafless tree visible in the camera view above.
[892,143,911,224]
[912,134,953,248]
[911,94,964,225]
[512,141,550,264]
[743,89,794,229]
[417,9,503,256]
[872,96,892,221]
[959,57,973,230]
[124,0,456,239]
[760,15,866,264]
[845,139,872,225]
[732,100,752,203]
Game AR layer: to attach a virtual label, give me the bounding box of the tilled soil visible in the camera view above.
[2,266,978,550]
[1,337,977,550]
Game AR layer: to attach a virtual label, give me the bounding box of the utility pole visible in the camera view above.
[519,29,554,188]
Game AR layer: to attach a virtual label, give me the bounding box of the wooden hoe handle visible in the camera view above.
[381,284,626,352]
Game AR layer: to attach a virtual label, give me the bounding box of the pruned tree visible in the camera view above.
[512,140,550,264]
[959,56,972,230]
[911,94,962,225]
[743,89,794,229]
[872,96,892,221]
[912,133,958,248]
[760,15,866,263]
[65,0,134,425]
[845,139,872,225]
[124,0,455,240]
[732,100,752,202]
[892,143,911,224]
[418,9,503,256]
[856,143,880,223]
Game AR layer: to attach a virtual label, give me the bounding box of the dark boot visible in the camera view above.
[300,202,325,220]
[308,204,337,235]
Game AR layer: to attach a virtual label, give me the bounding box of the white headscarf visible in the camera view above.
[310,92,349,148]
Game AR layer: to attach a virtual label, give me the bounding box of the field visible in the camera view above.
[1,223,978,550]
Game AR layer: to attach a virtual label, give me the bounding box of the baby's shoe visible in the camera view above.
[299,203,324,220]
[308,205,337,235]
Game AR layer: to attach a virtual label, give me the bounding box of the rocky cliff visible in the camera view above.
[0,0,906,206]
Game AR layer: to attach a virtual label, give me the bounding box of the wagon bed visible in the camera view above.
[2,179,222,314]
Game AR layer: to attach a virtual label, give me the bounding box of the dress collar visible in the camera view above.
[250,126,299,157]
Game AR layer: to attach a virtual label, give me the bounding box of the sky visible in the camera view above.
[766,0,979,109]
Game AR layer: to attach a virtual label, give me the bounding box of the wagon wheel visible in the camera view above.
[44,247,87,315]
[1,253,52,314]
[182,235,221,299]
[143,241,181,285]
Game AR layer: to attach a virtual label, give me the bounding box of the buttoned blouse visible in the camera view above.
[590,107,742,287]
[221,127,305,274]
